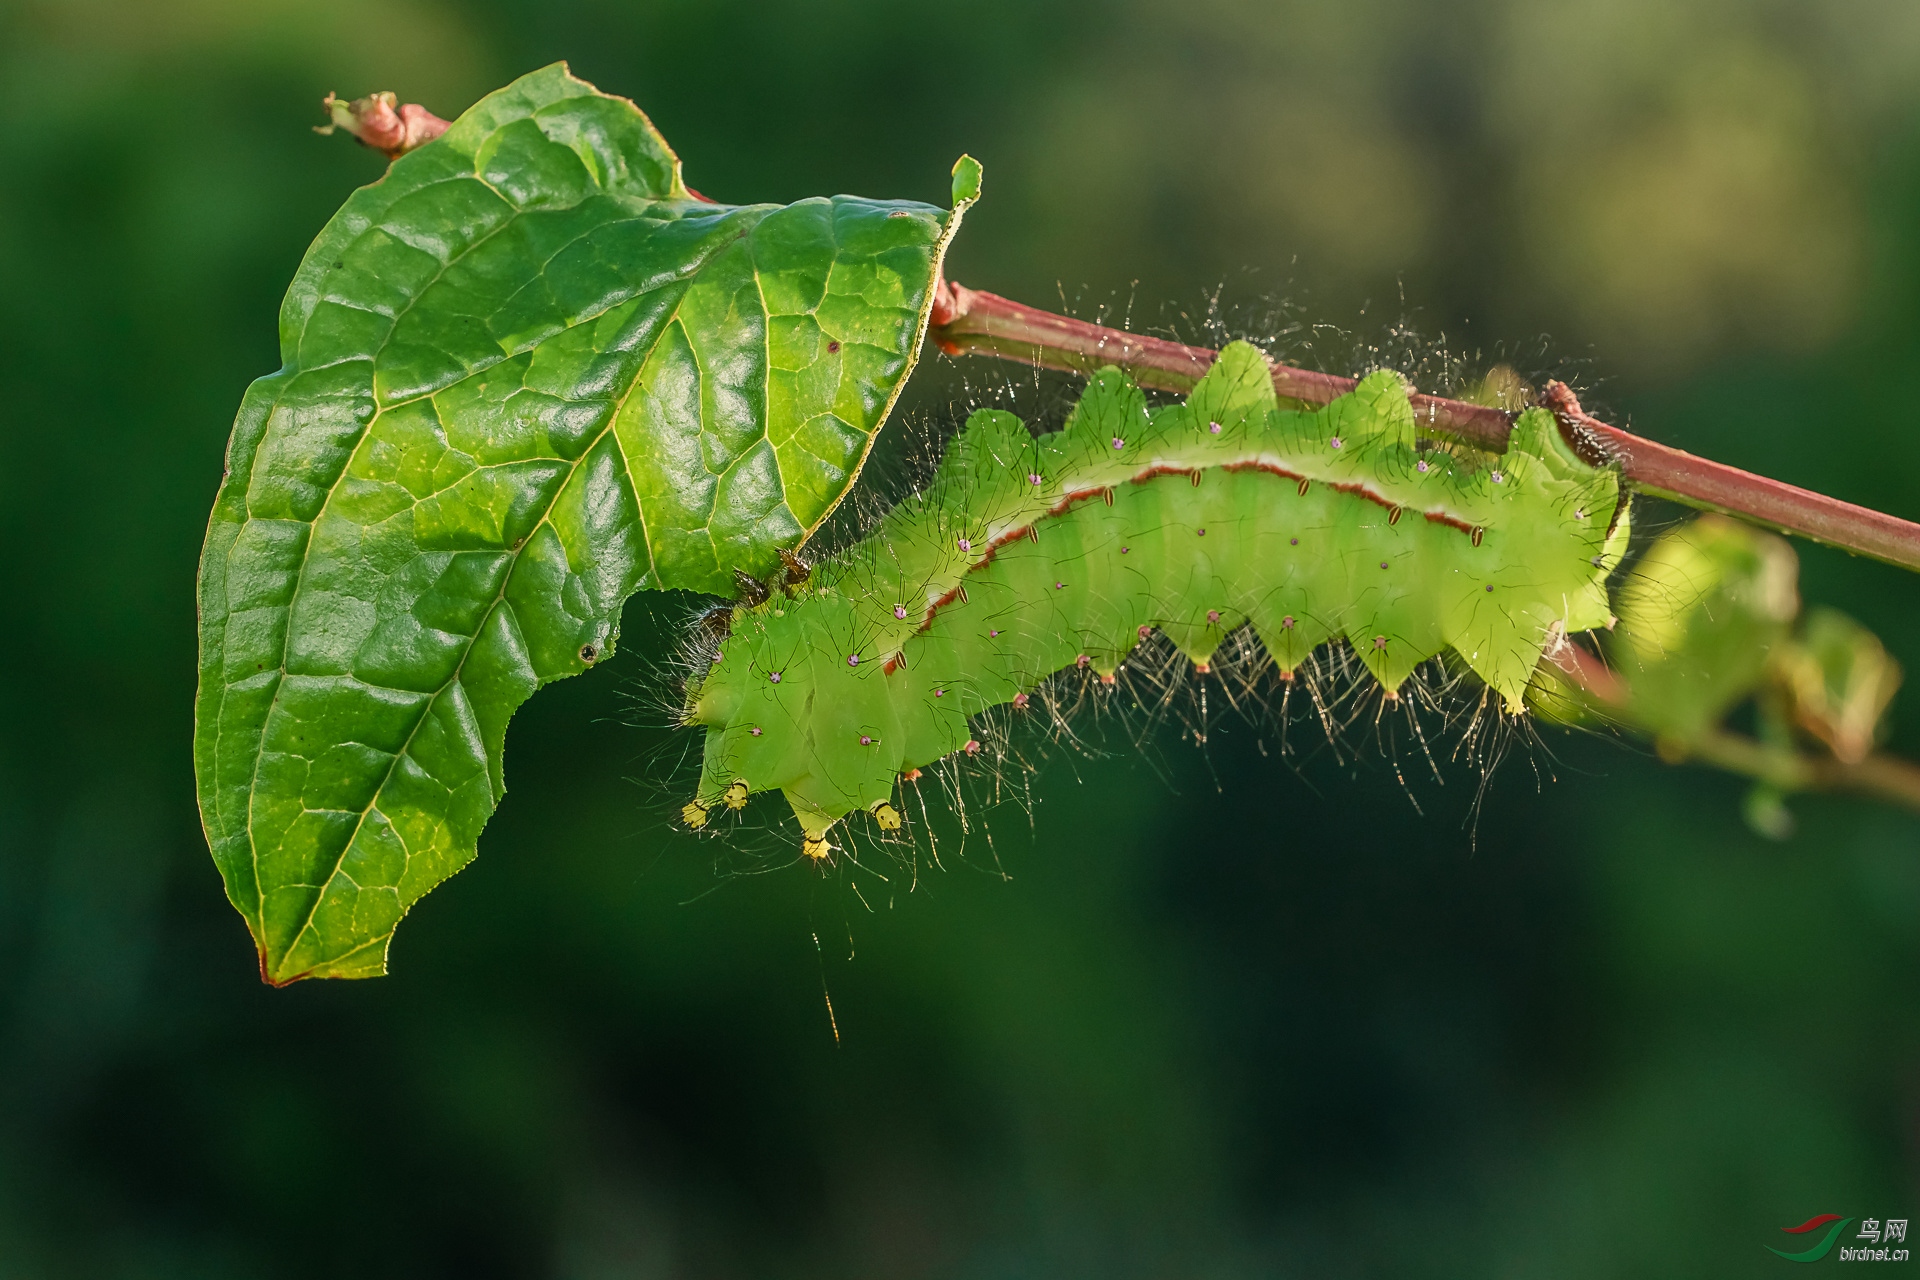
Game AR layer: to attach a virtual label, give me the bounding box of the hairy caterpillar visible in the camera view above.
[679,341,1630,855]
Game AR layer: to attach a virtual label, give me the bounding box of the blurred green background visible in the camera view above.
[3,0,1919,1275]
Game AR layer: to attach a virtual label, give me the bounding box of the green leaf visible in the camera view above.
[195,63,978,983]
[1608,515,1799,740]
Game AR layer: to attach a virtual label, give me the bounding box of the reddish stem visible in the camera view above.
[930,281,1920,572]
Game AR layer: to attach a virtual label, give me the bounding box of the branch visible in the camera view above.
[317,92,1920,573]
[930,281,1920,573]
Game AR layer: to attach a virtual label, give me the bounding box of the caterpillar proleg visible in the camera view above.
[680,342,1629,853]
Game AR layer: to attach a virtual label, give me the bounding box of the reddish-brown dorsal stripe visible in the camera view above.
[894,460,1493,648]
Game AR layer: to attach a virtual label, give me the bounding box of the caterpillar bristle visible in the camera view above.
[679,342,1626,856]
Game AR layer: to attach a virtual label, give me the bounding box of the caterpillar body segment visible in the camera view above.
[682,342,1629,850]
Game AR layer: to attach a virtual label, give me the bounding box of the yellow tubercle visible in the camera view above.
[785,792,841,860]
[681,800,710,830]
[872,801,902,831]
[722,779,749,810]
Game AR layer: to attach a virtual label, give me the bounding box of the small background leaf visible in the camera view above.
[195,63,975,982]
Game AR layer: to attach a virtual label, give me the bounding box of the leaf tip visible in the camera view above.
[257,946,304,988]
[950,155,983,209]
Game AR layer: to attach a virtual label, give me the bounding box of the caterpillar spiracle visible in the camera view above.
[678,341,1630,857]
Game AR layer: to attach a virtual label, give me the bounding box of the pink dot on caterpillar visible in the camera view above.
[1012,693,1029,709]
[893,604,908,619]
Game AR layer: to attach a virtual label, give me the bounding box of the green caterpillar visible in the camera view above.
[680,342,1630,856]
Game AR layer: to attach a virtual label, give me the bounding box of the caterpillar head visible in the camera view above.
[682,590,918,854]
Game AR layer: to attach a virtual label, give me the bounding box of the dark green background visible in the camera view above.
[2,1,1917,1275]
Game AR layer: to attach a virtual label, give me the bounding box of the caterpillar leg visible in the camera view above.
[683,778,751,829]
[787,793,841,861]
[871,800,902,831]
